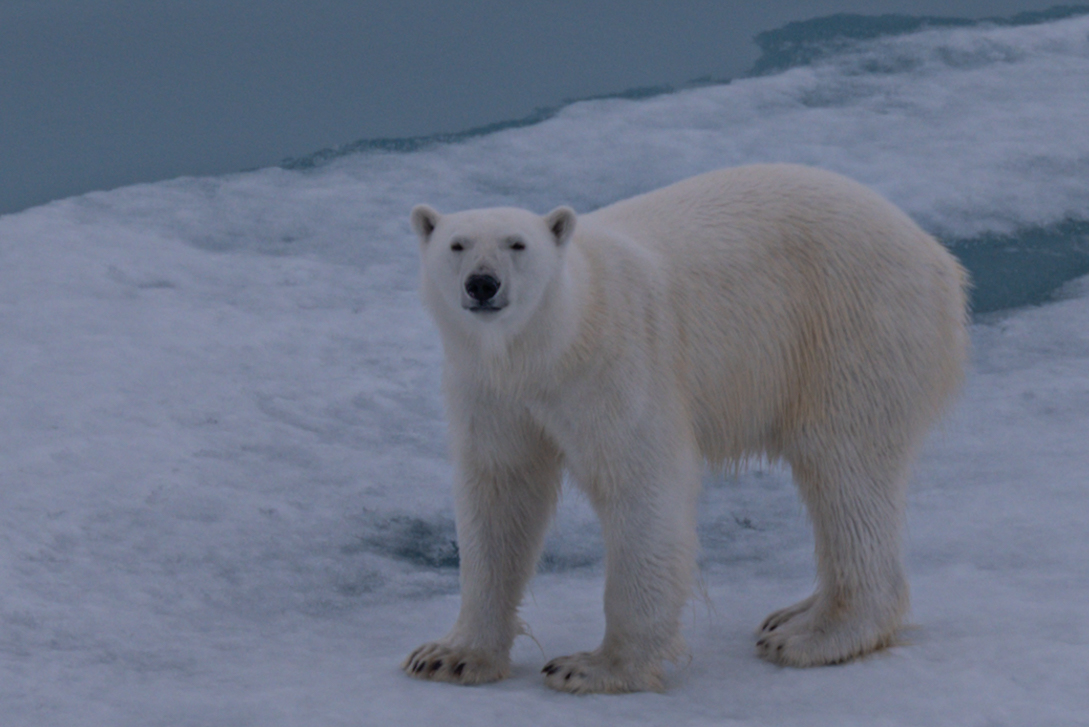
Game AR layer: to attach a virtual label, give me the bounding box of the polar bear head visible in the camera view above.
[410,204,577,342]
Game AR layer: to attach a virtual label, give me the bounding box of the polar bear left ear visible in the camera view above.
[410,204,441,242]
[544,206,577,247]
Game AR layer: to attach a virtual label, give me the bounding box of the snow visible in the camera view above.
[2,12,1088,726]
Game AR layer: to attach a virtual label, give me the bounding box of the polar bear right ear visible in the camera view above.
[410,204,441,242]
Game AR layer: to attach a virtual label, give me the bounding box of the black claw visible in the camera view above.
[756,639,767,648]
[429,660,443,673]
[776,644,784,654]
[768,623,778,632]
[564,671,572,681]
[454,662,465,677]
[543,665,558,675]
[413,661,425,674]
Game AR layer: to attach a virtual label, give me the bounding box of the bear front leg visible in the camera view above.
[543,451,701,693]
[403,435,562,686]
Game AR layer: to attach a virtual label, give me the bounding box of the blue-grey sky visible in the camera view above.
[0,0,1067,214]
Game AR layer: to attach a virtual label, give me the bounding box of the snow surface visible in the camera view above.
[1,13,1088,727]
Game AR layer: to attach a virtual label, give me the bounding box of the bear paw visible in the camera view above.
[755,594,900,666]
[541,649,663,694]
[402,642,508,685]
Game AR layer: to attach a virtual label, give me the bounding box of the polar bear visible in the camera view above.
[402,164,968,694]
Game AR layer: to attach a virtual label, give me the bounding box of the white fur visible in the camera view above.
[402,164,969,693]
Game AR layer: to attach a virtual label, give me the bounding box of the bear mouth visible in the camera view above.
[465,302,506,314]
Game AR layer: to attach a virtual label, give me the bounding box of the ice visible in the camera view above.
[285,13,1089,239]
[2,12,1089,726]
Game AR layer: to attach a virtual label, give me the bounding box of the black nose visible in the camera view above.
[465,273,501,302]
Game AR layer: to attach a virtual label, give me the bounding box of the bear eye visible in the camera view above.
[450,241,464,252]
[509,240,526,251]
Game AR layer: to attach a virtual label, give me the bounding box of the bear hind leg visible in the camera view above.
[757,452,911,666]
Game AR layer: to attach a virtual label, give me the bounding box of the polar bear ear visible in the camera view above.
[410,204,441,242]
[544,206,577,247]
